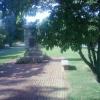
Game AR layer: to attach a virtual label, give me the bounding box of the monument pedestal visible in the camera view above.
[16,46,43,64]
[16,28,43,64]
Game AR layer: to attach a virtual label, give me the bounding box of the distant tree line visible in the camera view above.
[0,0,36,48]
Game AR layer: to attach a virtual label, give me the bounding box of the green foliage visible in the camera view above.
[3,0,35,17]
[1,0,39,45]
[0,28,7,48]
[39,0,99,50]
[38,0,100,82]
[14,22,24,41]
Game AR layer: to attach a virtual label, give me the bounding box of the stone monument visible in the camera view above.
[16,23,43,64]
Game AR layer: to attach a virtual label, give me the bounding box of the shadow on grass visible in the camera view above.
[0,55,20,59]
[64,65,77,71]
[0,47,25,57]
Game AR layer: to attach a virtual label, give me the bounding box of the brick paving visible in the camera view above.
[0,58,69,100]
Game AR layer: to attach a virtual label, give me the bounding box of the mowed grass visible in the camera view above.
[0,47,25,63]
[0,47,100,99]
[64,49,100,100]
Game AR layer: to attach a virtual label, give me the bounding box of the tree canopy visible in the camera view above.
[39,0,100,82]
[0,0,37,17]
[0,0,37,46]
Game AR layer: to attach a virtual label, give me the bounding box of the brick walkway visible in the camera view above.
[0,58,69,100]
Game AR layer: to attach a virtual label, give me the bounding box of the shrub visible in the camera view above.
[0,28,7,48]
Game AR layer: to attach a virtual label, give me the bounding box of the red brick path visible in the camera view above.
[0,58,69,100]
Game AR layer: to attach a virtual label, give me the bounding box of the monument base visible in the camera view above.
[16,47,44,64]
[16,56,43,64]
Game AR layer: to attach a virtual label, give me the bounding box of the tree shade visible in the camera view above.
[38,0,100,82]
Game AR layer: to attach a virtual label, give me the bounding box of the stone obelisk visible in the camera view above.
[16,24,43,64]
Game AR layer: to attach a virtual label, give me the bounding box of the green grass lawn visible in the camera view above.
[0,47,100,99]
[0,47,25,63]
[64,50,100,100]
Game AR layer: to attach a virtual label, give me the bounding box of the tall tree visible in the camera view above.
[0,0,37,46]
[39,0,100,82]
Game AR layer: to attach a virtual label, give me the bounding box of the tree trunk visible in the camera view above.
[96,39,100,82]
[79,43,100,83]
[78,49,95,72]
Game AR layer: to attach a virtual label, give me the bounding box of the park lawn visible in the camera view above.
[0,47,100,99]
[0,47,25,63]
[65,49,100,100]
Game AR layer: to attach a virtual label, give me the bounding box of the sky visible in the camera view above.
[24,2,59,26]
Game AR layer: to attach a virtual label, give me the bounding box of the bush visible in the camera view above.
[0,28,7,48]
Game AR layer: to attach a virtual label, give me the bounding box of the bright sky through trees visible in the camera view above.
[24,3,59,26]
[25,10,51,24]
